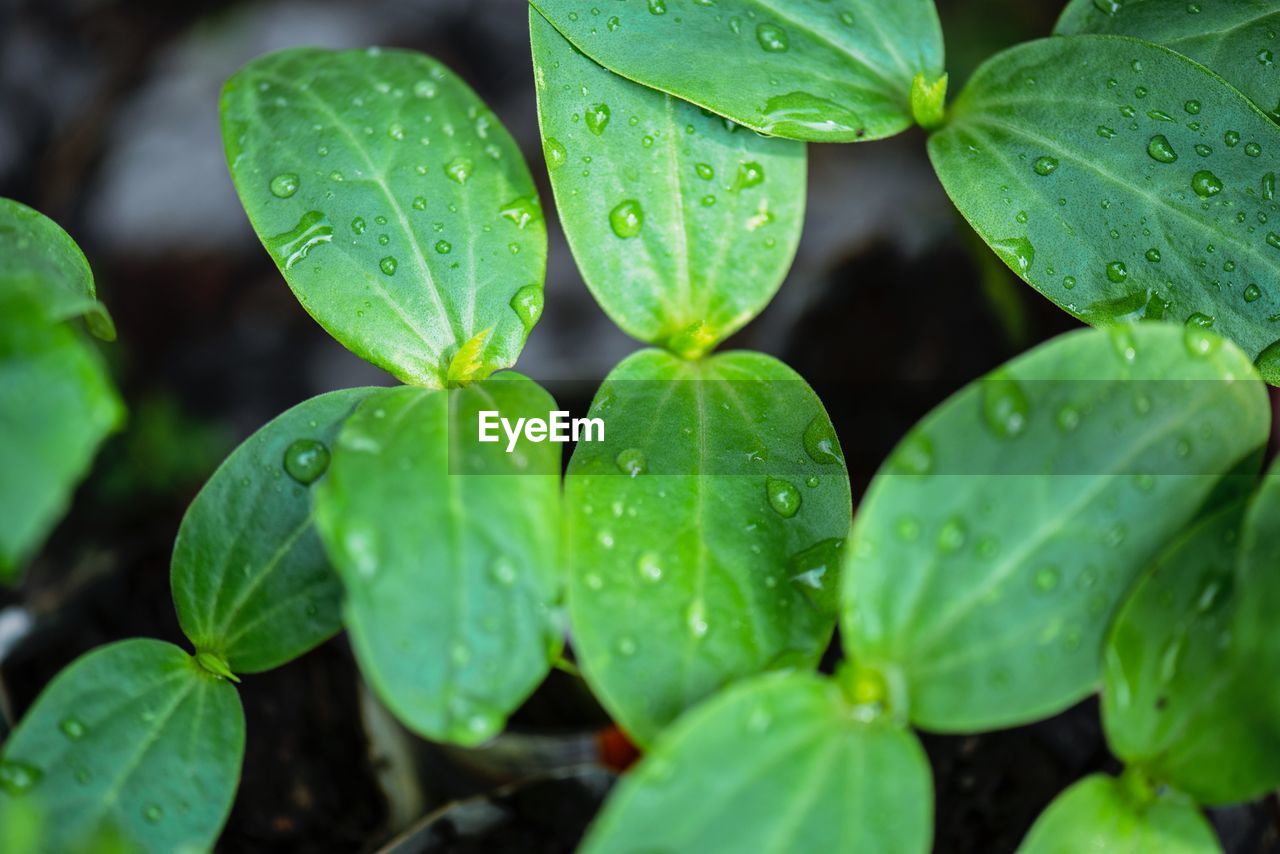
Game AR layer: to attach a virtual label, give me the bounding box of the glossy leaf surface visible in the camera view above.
[841,325,1268,732]
[583,672,931,853]
[1102,496,1280,805]
[1019,774,1219,854]
[530,12,805,355]
[1056,0,1280,123]
[529,1,944,143]
[0,297,123,581]
[315,376,562,745]
[565,349,851,744]
[171,388,376,674]
[930,36,1280,378]
[0,198,114,340]
[0,640,244,852]
[222,48,546,387]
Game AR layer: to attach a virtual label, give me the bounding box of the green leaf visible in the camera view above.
[841,325,1268,733]
[528,0,944,143]
[565,349,851,744]
[1019,773,1219,854]
[0,199,114,341]
[0,639,244,852]
[929,36,1280,379]
[314,376,563,745]
[582,671,931,853]
[529,11,805,356]
[1102,496,1280,805]
[0,296,124,581]
[1056,0,1280,123]
[221,48,547,387]
[170,387,377,674]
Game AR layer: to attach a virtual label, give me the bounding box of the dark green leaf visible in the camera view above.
[0,297,124,581]
[1056,0,1280,123]
[1019,773,1219,854]
[0,199,114,341]
[314,376,562,745]
[171,387,377,674]
[565,349,851,744]
[930,36,1280,379]
[529,0,944,143]
[0,639,244,852]
[1102,495,1280,805]
[582,671,931,853]
[530,11,805,356]
[221,48,546,387]
[841,325,1268,732]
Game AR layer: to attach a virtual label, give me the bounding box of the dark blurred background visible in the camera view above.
[1,0,1275,851]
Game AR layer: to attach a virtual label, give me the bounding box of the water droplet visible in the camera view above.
[1184,314,1218,356]
[544,137,567,171]
[937,517,967,553]
[1268,232,1280,250]
[615,636,637,656]
[143,803,163,824]
[1097,125,1117,139]
[267,211,333,271]
[686,600,709,638]
[766,476,801,518]
[1245,283,1263,303]
[1145,248,1161,263]
[379,256,398,276]
[892,432,934,475]
[1225,130,1241,147]
[510,284,544,330]
[269,172,300,198]
[755,23,789,52]
[895,516,920,541]
[59,717,87,740]
[1185,100,1201,114]
[615,448,647,476]
[0,759,42,795]
[788,538,844,614]
[1147,135,1178,163]
[607,15,621,31]
[637,552,663,583]
[991,236,1035,274]
[1033,565,1061,592]
[735,161,765,188]
[585,103,611,136]
[648,0,667,14]
[695,163,715,180]
[1033,156,1059,176]
[802,416,841,465]
[445,156,473,184]
[1191,170,1223,198]
[609,199,644,238]
[351,217,366,234]
[434,239,452,254]
[500,196,542,229]
[1106,260,1128,283]
[1056,404,1081,432]
[982,372,1030,439]
[759,91,863,137]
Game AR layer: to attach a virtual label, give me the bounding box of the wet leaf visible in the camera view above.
[0,640,243,852]
[171,388,376,674]
[565,349,851,745]
[221,48,546,387]
[314,375,562,745]
[841,325,1268,732]
[529,1,944,143]
[583,672,931,853]
[930,36,1280,380]
[530,11,805,356]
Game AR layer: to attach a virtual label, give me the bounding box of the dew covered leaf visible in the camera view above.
[0,296,123,583]
[221,48,546,387]
[582,672,931,853]
[1056,0,1280,124]
[1102,493,1280,805]
[530,12,804,356]
[930,36,1280,380]
[0,639,244,852]
[529,0,944,143]
[0,198,114,341]
[1019,773,1219,854]
[171,387,377,674]
[565,349,851,745]
[841,325,1268,733]
[314,376,562,745]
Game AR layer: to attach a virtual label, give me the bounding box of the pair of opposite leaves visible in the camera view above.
[584,321,1280,853]
[535,0,1280,381]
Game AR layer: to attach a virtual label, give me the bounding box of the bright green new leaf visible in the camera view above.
[565,349,851,745]
[529,11,805,356]
[0,639,244,852]
[529,0,944,143]
[171,387,376,674]
[221,48,547,387]
[1056,0,1280,123]
[0,297,124,582]
[0,199,114,341]
[1019,773,1219,854]
[314,376,562,745]
[582,671,932,853]
[841,325,1268,733]
[1102,496,1280,805]
[930,36,1280,379]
